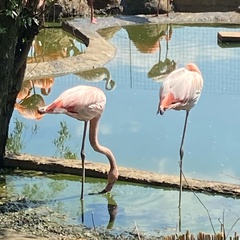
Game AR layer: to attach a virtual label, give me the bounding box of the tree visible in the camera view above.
[0,0,45,167]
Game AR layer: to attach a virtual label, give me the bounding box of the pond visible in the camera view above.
[7,23,240,236]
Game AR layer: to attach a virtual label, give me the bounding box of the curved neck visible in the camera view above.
[89,116,117,171]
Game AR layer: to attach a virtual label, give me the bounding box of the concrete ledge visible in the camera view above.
[4,153,240,197]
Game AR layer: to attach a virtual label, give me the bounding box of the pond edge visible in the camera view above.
[3,153,240,198]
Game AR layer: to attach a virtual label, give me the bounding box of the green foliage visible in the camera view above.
[21,180,66,200]
[1,0,40,28]
[0,28,7,34]
[6,118,39,154]
[53,121,78,159]
[5,0,20,20]
[6,118,26,154]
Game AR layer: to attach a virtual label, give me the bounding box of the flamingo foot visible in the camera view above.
[91,17,97,24]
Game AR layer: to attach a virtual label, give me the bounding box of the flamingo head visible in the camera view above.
[99,168,118,194]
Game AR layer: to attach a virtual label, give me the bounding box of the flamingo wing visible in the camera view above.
[39,86,106,121]
[158,66,203,114]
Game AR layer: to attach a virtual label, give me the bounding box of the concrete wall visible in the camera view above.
[173,0,239,12]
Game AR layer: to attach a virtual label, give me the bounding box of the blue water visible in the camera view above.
[8,24,240,235]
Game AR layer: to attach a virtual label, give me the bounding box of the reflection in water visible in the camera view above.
[106,194,118,229]
[148,25,176,81]
[80,193,118,230]
[75,67,116,91]
[17,78,54,100]
[148,58,176,81]
[15,94,46,120]
[28,28,85,63]
[97,26,122,40]
[123,24,168,53]
[15,78,54,120]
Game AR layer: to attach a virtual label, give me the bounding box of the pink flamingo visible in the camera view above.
[38,85,118,199]
[88,0,97,23]
[157,63,203,215]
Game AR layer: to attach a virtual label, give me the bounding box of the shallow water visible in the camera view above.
[7,23,240,235]
[4,170,240,236]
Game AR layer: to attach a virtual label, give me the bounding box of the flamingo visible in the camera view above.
[38,85,118,199]
[88,0,97,23]
[157,63,203,225]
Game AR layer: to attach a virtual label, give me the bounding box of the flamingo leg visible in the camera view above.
[167,0,169,17]
[80,121,88,200]
[156,0,160,16]
[178,110,189,231]
[89,0,97,23]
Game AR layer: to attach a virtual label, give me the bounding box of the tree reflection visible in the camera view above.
[28,28,85,64]
[123,24,168,54]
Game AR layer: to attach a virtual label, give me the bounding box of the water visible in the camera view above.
[4,170,240,236]
[7,23,240,235]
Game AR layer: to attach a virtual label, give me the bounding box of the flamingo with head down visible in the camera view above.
[38,85,118,200]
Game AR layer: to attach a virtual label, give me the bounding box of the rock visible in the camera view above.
[43,0,240,22]
[121,0,172,15]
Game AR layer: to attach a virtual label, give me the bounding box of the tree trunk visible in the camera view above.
[0,1,43,167]
[0,16,19,167]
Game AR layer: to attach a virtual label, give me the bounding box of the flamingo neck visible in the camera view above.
[89,116,117,171]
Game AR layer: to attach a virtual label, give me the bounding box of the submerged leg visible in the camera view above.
[80,121,88,200]
[178,110,189,231]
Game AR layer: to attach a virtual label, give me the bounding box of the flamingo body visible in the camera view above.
[38,85,106,121]
[158,63,203,115]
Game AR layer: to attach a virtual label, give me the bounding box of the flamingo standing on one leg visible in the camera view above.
[157,63,203,229]
[88,0,97,23]
[38,85,118,200]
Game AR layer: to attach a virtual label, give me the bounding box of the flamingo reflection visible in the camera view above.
[80,193,118,229]
[15,93,46,120]
[148,24,176,81]
[15,78,54,120]
[75,67,116,91]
